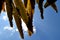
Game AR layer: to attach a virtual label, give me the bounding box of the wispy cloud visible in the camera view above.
[15,28,18,32]
[33,27,36,33]
[4,26,13,31]
[2,12,8,21]
[3,15,8,21]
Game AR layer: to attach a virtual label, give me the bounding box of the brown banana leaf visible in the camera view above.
[26,0,35,36]
[0,0,5,13]
[5,0,13,27]
[14,0,28,23]
[13,5,24,39]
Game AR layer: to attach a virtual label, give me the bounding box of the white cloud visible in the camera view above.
[15,29,18,32]
[3,15,8,21]
[33,27,36,33]
[4,26,13,31]
[4,26,17,32]
[2,12,8,21]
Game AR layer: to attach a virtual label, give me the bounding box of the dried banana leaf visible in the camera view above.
[5,0,13,27]
[0,0,5,13]
[13,5,24,39]
[14,0,28,23]
[26,0,35,36]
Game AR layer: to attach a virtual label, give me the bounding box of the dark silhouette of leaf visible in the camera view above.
[5,0,13,27]
[0,0,5,13]
[36,0,44,19]
[44,0,58,13]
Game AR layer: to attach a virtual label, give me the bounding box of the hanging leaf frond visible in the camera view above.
[13,5,24,39]
[44,0,58,13]
[0,0,58,39]
[36,0,44,19]
[14,0,28,23]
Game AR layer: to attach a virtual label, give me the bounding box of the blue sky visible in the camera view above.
[0,0,60,40]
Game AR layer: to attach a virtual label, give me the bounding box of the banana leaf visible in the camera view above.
[44,0,58,13]
[13,5,24,39]
[5,0,13,27]
[14,0,28,23]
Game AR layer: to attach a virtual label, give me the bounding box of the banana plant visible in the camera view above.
[0,0,58,39]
